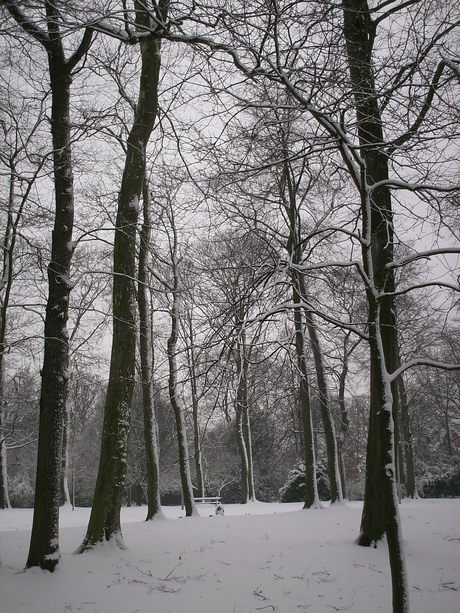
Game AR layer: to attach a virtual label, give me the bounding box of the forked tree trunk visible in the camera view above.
[281,159,316,508]
[78,1,166,550]
[164,198,196,517]
[235,332,249,504]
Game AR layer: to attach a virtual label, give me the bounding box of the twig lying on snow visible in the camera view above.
[326,602,355,611]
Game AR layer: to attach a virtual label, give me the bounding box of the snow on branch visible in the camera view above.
[387,248,460,270]
[258,300,368,341]
[289,258,370,287]
[385,281,460,298]
[368,179,460,194]
[390,358,460,382]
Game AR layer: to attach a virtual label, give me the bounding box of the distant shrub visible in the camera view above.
[220,481,243,504]
[279,461,331,502]
[160,483,182,506]
[9,479,35,508]
[344,476,365,501]
[420,460,460,498]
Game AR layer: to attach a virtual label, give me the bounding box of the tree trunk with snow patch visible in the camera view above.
[78,0,166,550]
[342,1,408,610]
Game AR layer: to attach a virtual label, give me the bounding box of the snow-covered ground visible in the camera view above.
[0,499,458,612]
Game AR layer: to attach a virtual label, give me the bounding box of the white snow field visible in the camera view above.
[0,499,458,613]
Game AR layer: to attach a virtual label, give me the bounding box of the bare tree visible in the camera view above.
[78,0,168,550]
[163,3,459,610]
[0,0,93,569]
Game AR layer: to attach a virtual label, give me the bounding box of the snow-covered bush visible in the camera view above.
[9,478,35,508]
[343,476,365,501]
[419,457,460,498]
[160,482,183,506]
[279,461,331,502]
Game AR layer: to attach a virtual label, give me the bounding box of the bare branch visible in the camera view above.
[390,358,460,382]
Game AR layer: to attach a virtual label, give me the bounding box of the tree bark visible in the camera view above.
[78,0,166,550]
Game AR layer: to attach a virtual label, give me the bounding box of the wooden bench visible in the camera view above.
[194,496,221,505]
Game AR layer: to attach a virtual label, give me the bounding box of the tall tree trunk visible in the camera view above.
[235,330,249,504]
[12,3,93,569]
[167,283,196,517]
[243,402,255,501]
[78,1,166,550]
[0,171,16,511]
[185,311,205,499]
[234,323,255,503]
[60,401,71,506]
[0,356,8,510]
[299,279,342,503]
[343,1,408,610]
[139,179,162,520]
[235,397,249,504]
[337,333,353,499]
[26,56,74,571]
[191,370,205,499]
[281,148,317,509]
[293,286,317,509]
[398,370,416,498]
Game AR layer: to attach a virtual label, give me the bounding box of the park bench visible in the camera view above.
[194,496,221,505]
